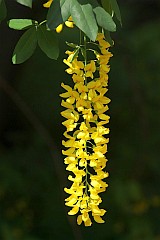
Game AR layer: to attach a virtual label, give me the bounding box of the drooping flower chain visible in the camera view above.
[60,33,113,226]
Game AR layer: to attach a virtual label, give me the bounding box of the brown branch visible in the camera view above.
[0,76,83,240]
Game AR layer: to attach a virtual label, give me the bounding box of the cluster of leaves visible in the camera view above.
[0,0,121,64]
[8,20,59,64]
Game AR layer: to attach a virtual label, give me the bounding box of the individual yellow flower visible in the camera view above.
[63,54,84,75]
[84,60,96,79]
[43,0,52,8]
[65,17,74,28]
[55,24,63,33]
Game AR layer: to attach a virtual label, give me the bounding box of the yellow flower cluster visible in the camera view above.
[43,0,74,33]
[60,33,113,226]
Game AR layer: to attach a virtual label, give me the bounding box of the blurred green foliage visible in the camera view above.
[0,0,160,240]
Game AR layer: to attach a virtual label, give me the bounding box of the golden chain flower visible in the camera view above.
[60,32,113,226]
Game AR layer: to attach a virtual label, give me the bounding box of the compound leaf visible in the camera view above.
[12,27,37,64]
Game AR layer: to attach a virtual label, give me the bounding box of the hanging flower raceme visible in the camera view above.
[43,0,74,33]
[60,32,113,226]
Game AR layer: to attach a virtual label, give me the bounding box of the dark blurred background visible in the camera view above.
[0,0,160,239]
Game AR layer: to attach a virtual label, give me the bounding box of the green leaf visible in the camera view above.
[93,6,116,32]
[101,0,112,15]
[110,0,122,25]
[70,0,98,41]
[12,27,37,64]
[66,41,78,48]
[0,0,7,22]
[37,25,59,60]
[69,47,80,62]
[8,19,38,30]
[47,0,71,30]
[16,0,32,8]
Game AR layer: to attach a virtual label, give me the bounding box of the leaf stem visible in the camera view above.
[84,34,87,85]
[39,20,47,26]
